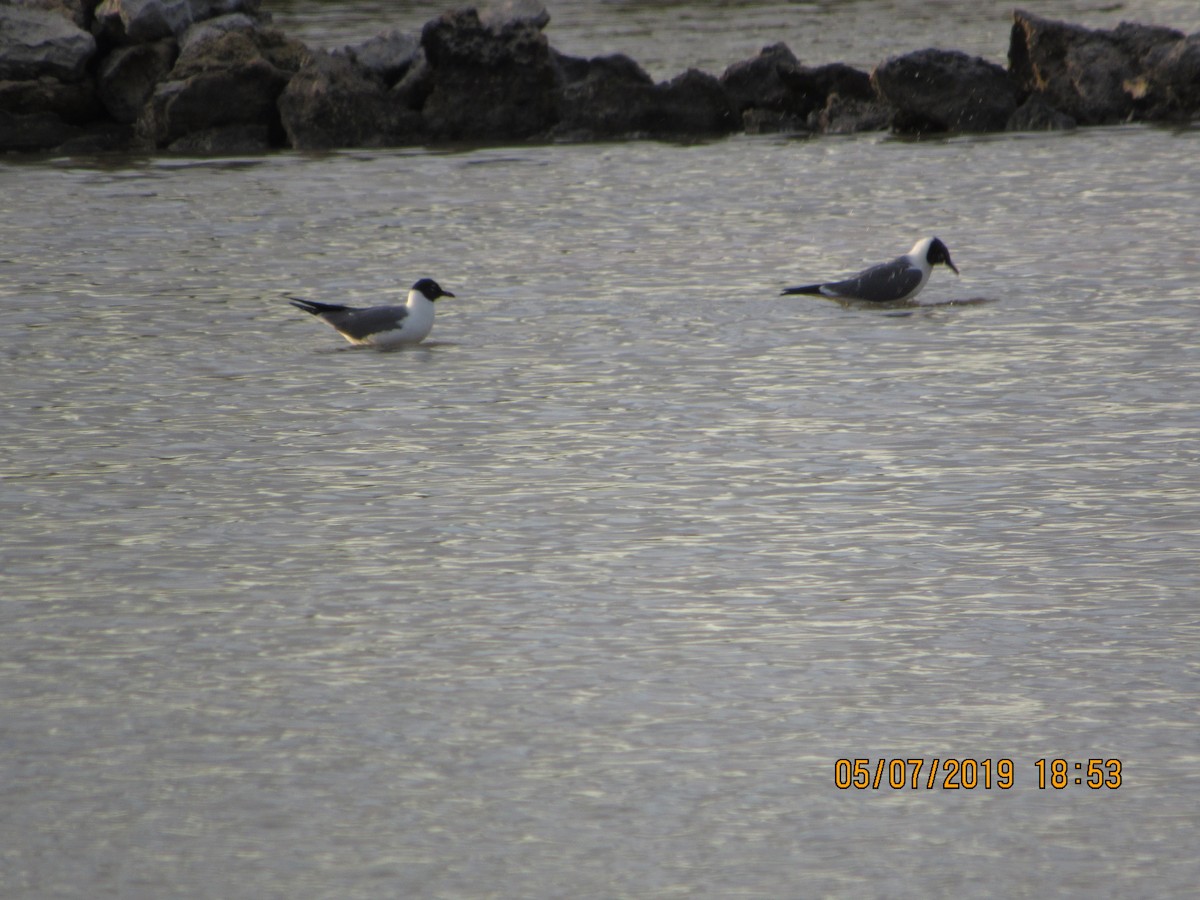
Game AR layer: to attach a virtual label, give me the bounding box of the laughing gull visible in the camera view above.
[289,278,454,348]
[781,237,958,303]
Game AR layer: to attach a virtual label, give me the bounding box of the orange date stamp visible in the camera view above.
[833,758,1123,790]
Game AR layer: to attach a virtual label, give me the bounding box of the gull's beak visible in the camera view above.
[946,257,959,276]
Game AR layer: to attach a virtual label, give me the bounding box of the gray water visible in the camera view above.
[3,3,1200,898]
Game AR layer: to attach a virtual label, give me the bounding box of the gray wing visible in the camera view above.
[822,257,923,302]
[321,305,409,340]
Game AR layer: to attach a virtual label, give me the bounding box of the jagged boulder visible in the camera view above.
[556,54,736,139]
[652,68,737,136]
[1006,93,1076,130]
[92,0,195,44]
[340,28,421,87]
[91,0,262,46]
[719,44,874,133]
[278,51,423,149]
[554,52,653,137]
[720,42,803,113]
[812,93,893,134]
[1141,33,1200,116]
[97,37,176,122]
[15,0,94,30]
[873,48,1018,133]
[0,74,100,123]
[0,4,97,81]
[0,108,80,150]
[419,6,561,140]
[136,22,306,149]
[178,12,259,53]
[1008,10,1183,124]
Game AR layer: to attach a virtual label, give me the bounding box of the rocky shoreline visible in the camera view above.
[2,0,1199,155]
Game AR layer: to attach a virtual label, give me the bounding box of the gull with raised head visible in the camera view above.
[781,237,958,303]
[289,278,455,348]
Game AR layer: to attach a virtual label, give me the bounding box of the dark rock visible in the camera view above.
[170,21,305,79]
[1006,93,1076,130]
[1109,21,1187,63]
[1008,10,1182,124]
[166,121,270,153]
[391,50,433,111]
[55,120,136,152]
[811,93,894,134]
[742,108,808,135]
[97,38,177,122]
[14,0,94,31]
[134,21,305,148]
[178,13,260,55]
[0,75,102,124]
[720,44,872,123]
[873,48,1018,133]
[479,0,549,31]
[339,28,421,87]
[91,0,263,46]
[278,51,424,149]
[554,52,653,137]
[652,68,738,136]
[419,7,561,140]
[138,53,294,147]
[0,108,80,151]
[92,0,194,45]
[0,5,97,81]
[1142,34,1200,115]
[556,55,736,139]
[781,62,873,111]
[720,42,801,113]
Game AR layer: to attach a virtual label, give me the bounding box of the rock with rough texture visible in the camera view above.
[554,52,653,137]
[649,68,738,136]
[720,44,873,127]
[92,0,264,45]
[1008,10,1183,124]
[93,0,195,44]
[12,0,93,30]
[178,13,259,54]
[1142,33,1200,115]
[340,28,421,87]
[97,38,177,122]
[478,0,548,31]
[0,108,81,150]
[873,48,1018,133]
[0,5,97,81]
[419,7,561,140]
[720,42,803,113]
[556,54,736,139]
[1006,93,1076,130]
[0,75,101,124]
[137,24,305,148]
[812,93,894,134]
[279,51,424,149]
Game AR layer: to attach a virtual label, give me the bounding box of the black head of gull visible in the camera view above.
[781,237,959,303]
[289,278,455,349]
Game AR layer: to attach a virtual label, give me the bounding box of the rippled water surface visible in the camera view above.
[3,4,1200,896]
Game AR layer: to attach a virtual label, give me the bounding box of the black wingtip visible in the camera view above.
[781,284,823,296]
[286,295,348,316]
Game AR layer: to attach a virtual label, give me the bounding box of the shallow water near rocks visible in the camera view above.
[3,4,1200,896]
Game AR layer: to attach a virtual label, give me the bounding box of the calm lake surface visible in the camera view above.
[3,2,1200,897]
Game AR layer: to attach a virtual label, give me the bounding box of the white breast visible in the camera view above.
[367,295,435,348]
